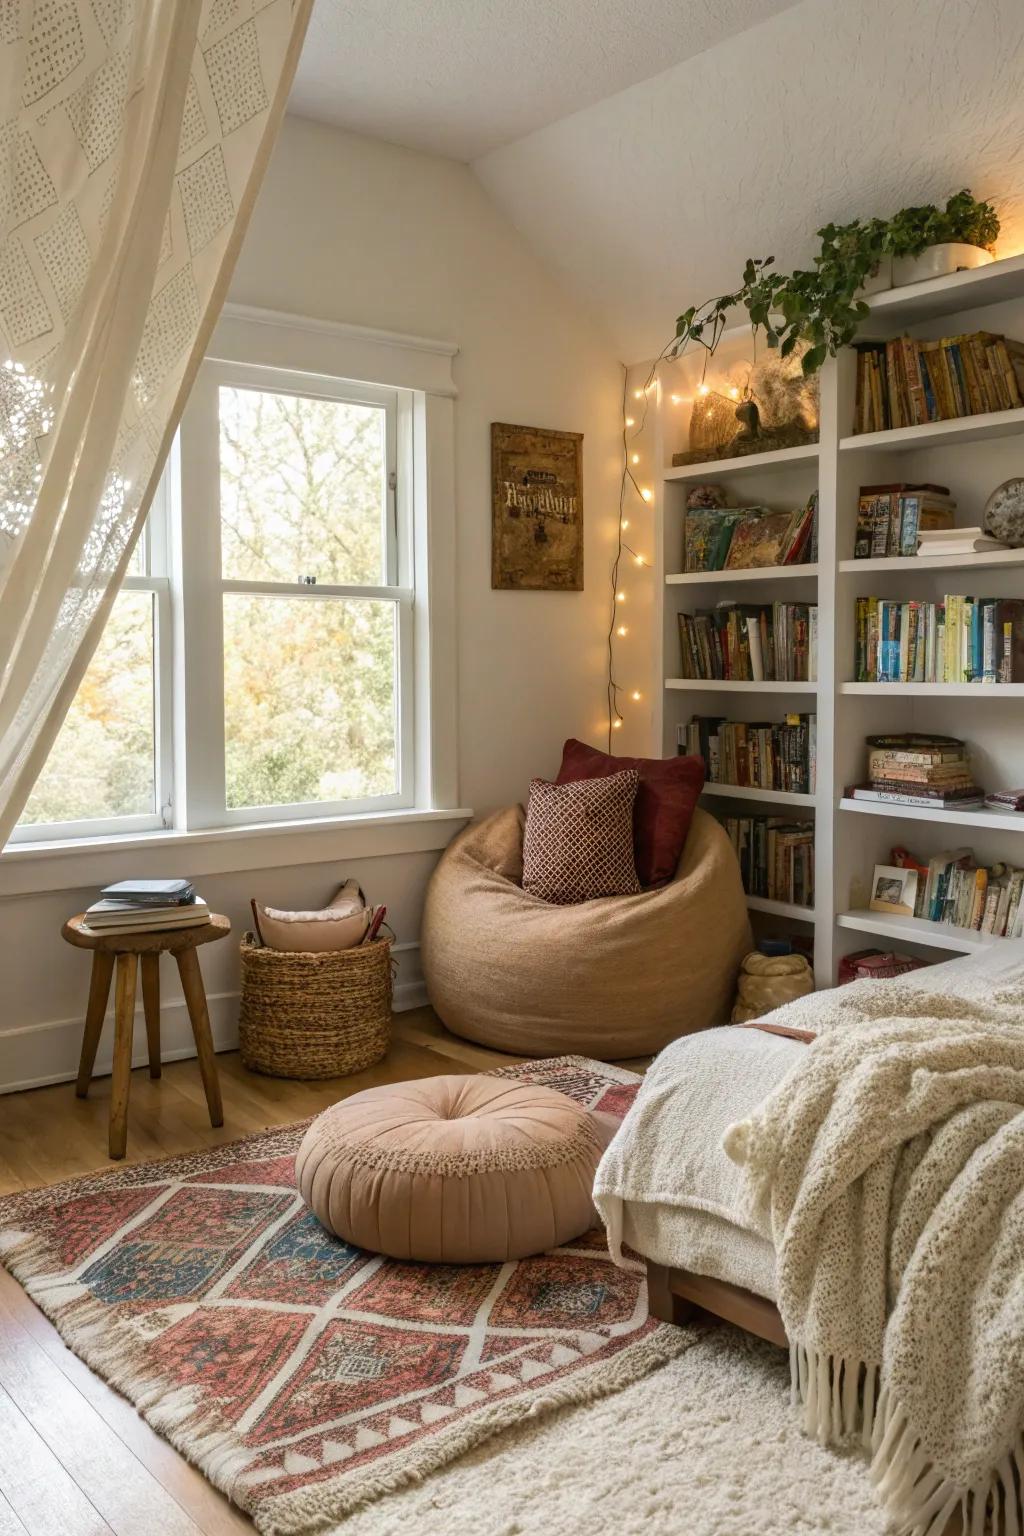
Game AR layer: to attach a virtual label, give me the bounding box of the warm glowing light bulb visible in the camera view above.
[617,624,628,636]
[631,453,639,465]
[697,383,710,397]
[612,718,623,730]
[622,519,630,530]
[625,416,635,427]
[671,394,682,404]
[729,386,740,399]
[641,488,653,503]
[634,554,644,565]
[616,591,626,602]
[631,690,642,701]
[633,388,643,399]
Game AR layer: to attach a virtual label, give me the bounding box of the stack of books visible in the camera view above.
[684,495,817,572]
[847,733,982,810]
[854,594,1024,683]
[679,714,816,794]
[984,788,1024,814]
[83,879,208,935]
[895,847,1024,937]
[916,526,1009,558]
[720,814,814,908]
[678,601,818,683]
[853,482,955,559]
[854,331,1024,433]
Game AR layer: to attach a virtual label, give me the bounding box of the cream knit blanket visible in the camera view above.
[723,978,1024,1536]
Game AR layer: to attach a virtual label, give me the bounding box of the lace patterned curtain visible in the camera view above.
[0,0,312,845]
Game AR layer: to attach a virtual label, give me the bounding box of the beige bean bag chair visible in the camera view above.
[421,805,751,1059]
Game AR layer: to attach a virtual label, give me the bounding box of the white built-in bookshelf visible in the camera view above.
[646,252,1024,987]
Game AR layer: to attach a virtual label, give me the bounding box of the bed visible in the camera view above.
[593,942,1024,1344]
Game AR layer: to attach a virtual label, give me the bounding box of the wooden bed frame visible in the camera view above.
[646,1260,787,1348]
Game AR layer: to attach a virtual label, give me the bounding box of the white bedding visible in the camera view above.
[594,942,1024,1301]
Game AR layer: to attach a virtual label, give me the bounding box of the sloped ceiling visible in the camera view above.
[288,0,801,161]
[474,0,1024,361]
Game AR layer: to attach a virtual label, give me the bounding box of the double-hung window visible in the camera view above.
[17,484,173,839]
[11,307,456,849]
[176,362,414,828]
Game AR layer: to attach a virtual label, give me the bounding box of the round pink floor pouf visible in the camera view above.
[295,1074,603,1263]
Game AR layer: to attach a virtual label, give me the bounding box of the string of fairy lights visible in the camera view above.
[606,347,743,749]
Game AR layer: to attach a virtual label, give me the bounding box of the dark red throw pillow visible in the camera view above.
[555,738,705,887]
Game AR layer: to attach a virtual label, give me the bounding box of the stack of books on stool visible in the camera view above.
[82,879,209,935]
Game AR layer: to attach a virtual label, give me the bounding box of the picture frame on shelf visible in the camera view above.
[869,864,919,918]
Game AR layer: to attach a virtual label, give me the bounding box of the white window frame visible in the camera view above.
[8,478,175,845]
[176,359,415,828]
[9,305,461,854]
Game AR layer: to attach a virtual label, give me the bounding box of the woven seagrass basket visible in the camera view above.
[238,935,392,1079]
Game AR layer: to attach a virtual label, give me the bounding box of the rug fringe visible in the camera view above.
[254,1324,695,1536]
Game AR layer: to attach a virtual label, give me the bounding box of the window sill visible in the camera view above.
[1,807,474,898]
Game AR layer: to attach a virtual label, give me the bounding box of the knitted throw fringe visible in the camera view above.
[790,1342,1024,1536]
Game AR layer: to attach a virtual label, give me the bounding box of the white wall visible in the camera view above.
[0,116,624,1092]
[476,0,1024,361]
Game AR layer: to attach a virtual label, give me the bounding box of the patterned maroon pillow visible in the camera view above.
[555,738,705,887]
[523,770,641,905]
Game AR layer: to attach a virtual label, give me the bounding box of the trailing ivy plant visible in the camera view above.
[675,190,1000,378]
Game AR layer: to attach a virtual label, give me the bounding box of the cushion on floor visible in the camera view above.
[295,1074,605,1262]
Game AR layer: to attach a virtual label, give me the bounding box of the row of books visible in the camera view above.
[683,496,817,573]
[854,595,1024,684]
[720,814,815,908]
[853,482,954,560]
[854,330,1024,434]
[678,602,818,683]
[846,733,982,809]
[885,847,1024,938]
[678,715,817,795]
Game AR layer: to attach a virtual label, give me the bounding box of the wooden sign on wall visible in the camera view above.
[491,422,584,590]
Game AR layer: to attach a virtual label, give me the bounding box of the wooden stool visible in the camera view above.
[62,913,231,1159]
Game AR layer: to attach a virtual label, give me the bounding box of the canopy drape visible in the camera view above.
[0,0,312,845]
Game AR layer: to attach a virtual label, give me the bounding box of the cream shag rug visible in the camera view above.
[337,1326,889,1536]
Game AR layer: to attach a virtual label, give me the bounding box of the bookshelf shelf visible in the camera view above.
[862,250,1024,324]
[665,679,817,693]
[839,406,1024,454]
[838,550,1024,575]
[747,895,816,922]
[667,563,819,586]
[839,797,1024,834]
[663,443,818,481]
[836,910,1004,954]
[703,784,815,808]
[652,253,1024,989]
[839,682,1024,697]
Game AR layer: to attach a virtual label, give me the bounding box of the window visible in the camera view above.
[208,369,411,823]
[13,328,441,845]
[17,486,173,839]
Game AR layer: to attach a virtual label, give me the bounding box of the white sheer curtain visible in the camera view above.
[0,0,312,845]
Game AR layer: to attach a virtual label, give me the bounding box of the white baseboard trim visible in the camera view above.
[1,944,427,1094]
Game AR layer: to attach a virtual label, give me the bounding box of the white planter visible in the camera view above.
[856,257,893,297]
[892,242,994,287]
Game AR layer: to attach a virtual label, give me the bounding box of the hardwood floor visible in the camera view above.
[0,1010,646,1534]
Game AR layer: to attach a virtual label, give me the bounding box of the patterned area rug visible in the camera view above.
[0,1057,686,1536]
